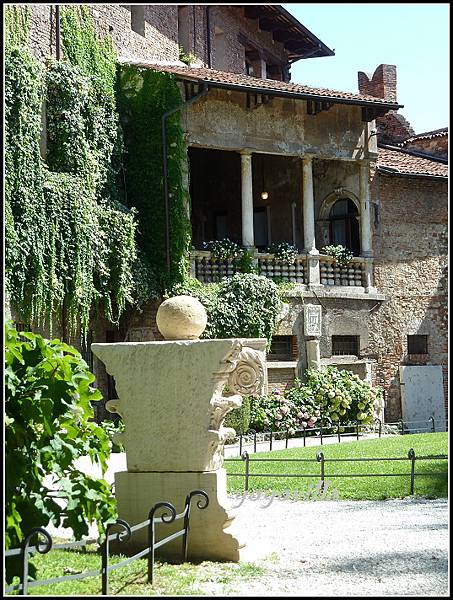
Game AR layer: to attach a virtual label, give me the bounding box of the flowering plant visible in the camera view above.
[248,367,382,433]
[202,238,243,260]
[321,244,353,266]
[304,366,381,426]
[267,242,298,264]
[249,382,320,434]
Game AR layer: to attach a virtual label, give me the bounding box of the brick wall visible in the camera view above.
[26,4,179,65]
[366,172,448,421]
[358,64,397,103]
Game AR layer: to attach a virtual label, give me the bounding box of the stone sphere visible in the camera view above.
[156,295,208,340]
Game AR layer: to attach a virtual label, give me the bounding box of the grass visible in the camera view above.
[7,544,266,596]
[225,432,448,500]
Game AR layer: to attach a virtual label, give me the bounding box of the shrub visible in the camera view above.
[5,322,116,582]
[303,366,381,426]
[169,274,282,347]
[247,368,382,434]
[206,273,282,345]
[223,397,251,435]
[249,384,320,434]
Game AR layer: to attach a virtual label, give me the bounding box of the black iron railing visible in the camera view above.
[230,416,447,457]
[226,449,448,494]
[5,490,209,595]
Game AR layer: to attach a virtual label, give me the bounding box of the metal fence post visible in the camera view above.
[253,430,257,453]
[303,426,306,447]
[429,416,435,433]
[408,448,416,495]
[22,528,52,595]
[317,451,325,492]
[399,419,404,435]
[148,503,176,585]
[285,428,289,449]
[337,421,341,443]
[102,520,131,595]
[182,491,209,561]
[356,420,360,440]
[239,433,243,456]
[269,430,273,451]
[242,451,250,492]
[320,425,323,445]
[375,417,382,438]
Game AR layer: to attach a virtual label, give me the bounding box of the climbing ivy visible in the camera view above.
[5,45,48,325]
[4,5,30,47]
[5,6,139,340]
[117,65,192,293]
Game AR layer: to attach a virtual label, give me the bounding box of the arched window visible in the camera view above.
[329,198,360,256]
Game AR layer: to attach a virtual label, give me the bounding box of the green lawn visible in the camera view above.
[7,545,265,596]
[225,433,448,500]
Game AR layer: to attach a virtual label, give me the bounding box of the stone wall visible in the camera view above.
[403,136,448,160]
[184,89,369,160]
[26,4,179,65]
[178,5,288,74]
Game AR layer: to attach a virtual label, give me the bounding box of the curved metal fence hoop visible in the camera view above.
[148,502,177,585]
[22,527,52,595]
[182,490,210,561]
[102,519,132,595]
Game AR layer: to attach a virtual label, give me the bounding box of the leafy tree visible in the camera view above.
[5,322,116,581]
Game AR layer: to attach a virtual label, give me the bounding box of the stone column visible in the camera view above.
[240,150,255,248]
[359,162,372,257]
[302,156,320,285]
[302,157,318,255]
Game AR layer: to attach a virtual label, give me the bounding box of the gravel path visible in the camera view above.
[221,496,449,596]
[46,453,448,596]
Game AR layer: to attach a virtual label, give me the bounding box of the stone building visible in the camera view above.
[7,5,448,427]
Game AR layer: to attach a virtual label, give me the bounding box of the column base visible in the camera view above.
[113,469,245,562]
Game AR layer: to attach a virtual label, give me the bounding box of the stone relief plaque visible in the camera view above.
[304,304,322,337]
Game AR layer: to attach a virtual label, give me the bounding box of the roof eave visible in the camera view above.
[180,77,403,111]
[377,167,448,180]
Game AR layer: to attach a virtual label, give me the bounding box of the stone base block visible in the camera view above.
[114,469,245,562]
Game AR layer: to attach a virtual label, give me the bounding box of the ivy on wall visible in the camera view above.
[5,6,140,339]
[117,65,191,293]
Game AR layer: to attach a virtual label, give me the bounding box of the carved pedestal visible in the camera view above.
[91,338,266,560]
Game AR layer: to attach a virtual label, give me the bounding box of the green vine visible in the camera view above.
[117,65,191,293]
[5,45,48,325]
[5,6,139,339]
[4,5,30,47]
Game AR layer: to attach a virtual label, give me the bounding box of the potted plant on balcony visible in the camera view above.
[202,238,242,261]
[321,244,353,267]
[267,242,298,264]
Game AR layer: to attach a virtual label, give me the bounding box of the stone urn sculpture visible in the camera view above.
[91,295,267,561]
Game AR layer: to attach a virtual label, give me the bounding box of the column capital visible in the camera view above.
[302,155,313,166]
[239,149,253,157]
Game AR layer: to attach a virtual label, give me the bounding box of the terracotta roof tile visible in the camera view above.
[402,128,448,144]
[377,147,448,178]
[120,60,401,107]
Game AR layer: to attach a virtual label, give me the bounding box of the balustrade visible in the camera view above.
[191,251,369,289]
[319,256,365,287]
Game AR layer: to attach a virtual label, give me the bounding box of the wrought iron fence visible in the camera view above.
[5,490,209,595]
[226,449,448,494]
[228,416,447,457]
